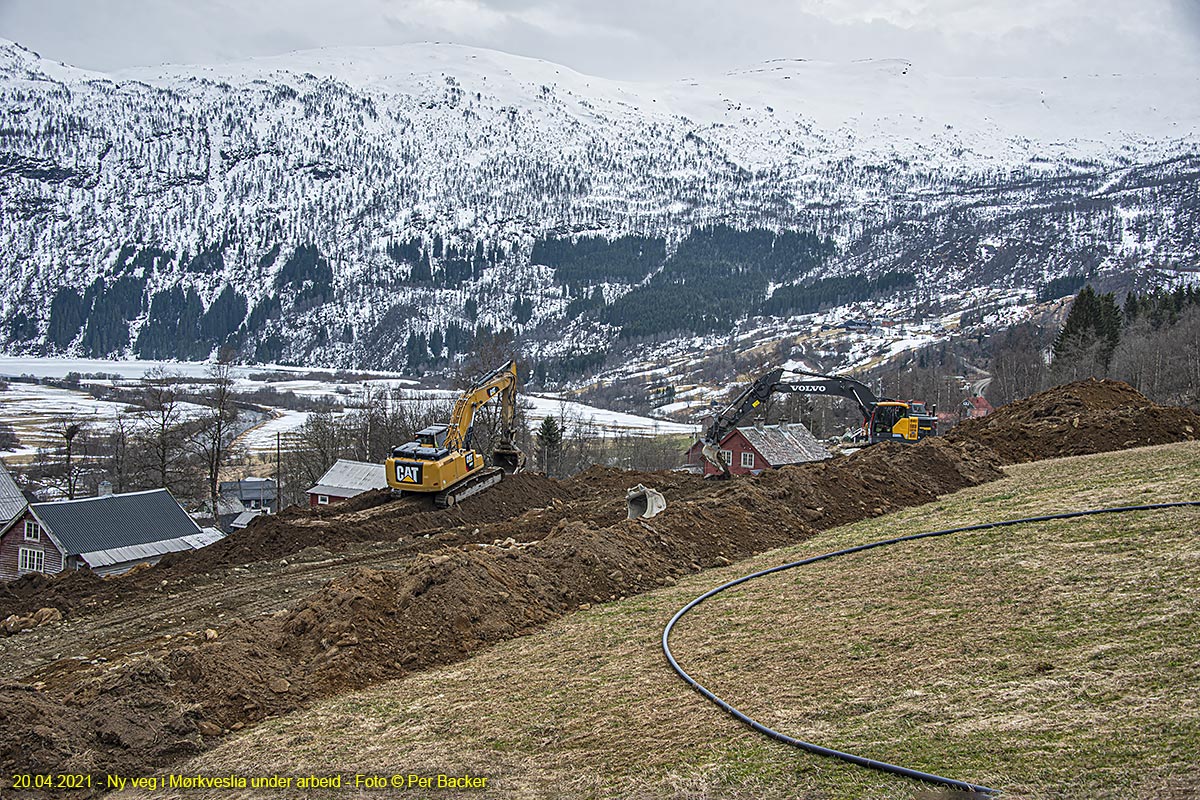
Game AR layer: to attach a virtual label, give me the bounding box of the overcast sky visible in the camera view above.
[2,0,1198,79]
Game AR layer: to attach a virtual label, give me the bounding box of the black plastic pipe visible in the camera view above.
[662,501,1200,796]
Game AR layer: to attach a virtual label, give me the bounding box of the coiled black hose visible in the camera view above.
[662,501,1200,796]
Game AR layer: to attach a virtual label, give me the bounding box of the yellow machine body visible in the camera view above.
[388,447,487,493]
[869,401,937,444]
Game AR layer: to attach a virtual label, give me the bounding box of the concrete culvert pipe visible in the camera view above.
[627,484,667,519]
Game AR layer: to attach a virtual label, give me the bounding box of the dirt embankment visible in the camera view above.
[1,379,1197,794]
[948,378,1199,464]
[0,473,586,622]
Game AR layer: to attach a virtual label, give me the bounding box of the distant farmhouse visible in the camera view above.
[966,395,994,418]
[307,459,388,507]
[219,477,277,513]
[686,421,830,477]
[217,476,278,532]
[0,488,224,579]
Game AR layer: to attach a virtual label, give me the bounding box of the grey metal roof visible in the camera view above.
[309,459,388,496]
[219,477,277,502]
[31,488,201,557]
[0,461,27,525]
[736,423,830,466]
[231,509,265,529]
[78,527,226,569]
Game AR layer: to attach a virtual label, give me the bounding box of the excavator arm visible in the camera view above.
[443,360,520,451]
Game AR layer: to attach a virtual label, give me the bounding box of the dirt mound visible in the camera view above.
[0,473,585,622]
[754,436,1005,530]
[949,379,1199,464]
[165,471,580,574]
[0,571,103,620]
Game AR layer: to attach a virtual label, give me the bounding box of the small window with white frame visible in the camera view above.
[719,449,733,465]
[18,547,44,573]
[23,520,40,541]
[741,451,755,468]
[317,494,330,505]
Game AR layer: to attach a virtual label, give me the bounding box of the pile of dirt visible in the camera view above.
[948,379,1200,464]
[0,434,1009,791]
[0,571,103,621]
[0,470,694,623]
[170,471,583,574]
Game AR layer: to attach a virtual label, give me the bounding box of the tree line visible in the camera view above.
[988,284,1200,408]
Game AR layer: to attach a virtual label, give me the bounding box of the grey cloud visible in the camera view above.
[0,0,1193,79]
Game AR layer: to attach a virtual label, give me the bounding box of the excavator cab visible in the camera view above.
[870,402,917,442]
[869,401,939,443]
[415,425,449,448]
[391,425,452,461]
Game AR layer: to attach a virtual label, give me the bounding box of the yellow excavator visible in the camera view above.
[385,360,527,507]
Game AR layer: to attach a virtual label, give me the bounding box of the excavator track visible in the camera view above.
[434,466,504,508]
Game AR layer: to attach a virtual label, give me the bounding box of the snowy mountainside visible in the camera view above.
[0,38,1198,374]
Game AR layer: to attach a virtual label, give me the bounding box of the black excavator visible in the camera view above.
[699,368,937,476]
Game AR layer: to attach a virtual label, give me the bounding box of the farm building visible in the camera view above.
[307,459,388,507]
[219,477,277,514]
[686,421,830,477]
[0,488,224,580]
[967,395,994,418]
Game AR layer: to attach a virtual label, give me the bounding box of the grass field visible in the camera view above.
[131,442,1200,800]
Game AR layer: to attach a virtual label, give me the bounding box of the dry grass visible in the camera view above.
[123,442,1200,800]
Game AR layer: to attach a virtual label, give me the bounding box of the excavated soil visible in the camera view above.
[1,379,1196,796]
[948,378,1199,464]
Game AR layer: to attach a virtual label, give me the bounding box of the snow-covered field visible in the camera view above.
[0,357,698,461]
[0,382,136,457]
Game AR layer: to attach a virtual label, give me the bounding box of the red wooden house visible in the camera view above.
[967,395,994,419]
[686,422,830,477]
[306,459,388,507]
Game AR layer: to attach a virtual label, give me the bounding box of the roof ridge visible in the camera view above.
[31,487,169,507]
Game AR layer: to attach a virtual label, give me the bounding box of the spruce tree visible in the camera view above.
[1053,285,1123,375]
[536,416,563,475]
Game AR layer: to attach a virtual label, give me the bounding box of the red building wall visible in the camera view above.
[687,430,765,477]
[0,510,65,581]
[309,492,356,508]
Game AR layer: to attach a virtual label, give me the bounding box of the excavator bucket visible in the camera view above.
[492,443,526,474]
[626,484,667,520]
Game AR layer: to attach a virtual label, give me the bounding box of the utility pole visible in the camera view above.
[275,430,282,512]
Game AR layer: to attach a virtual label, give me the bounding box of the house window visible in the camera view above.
[317,494,330,505]
[248,499,262,509]
[719,450,733,465]
[741,451,755,468]
[23,520,40,541]
[18,547,44,573]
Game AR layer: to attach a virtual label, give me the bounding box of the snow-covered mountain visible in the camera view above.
[1,38,1197,374]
